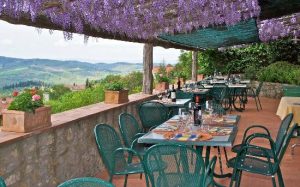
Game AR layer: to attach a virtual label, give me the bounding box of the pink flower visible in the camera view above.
[32,94,41,101]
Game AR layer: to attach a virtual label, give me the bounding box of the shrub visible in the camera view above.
[244,65,259,80]
[258,61,300,85]
[47,85,104,114]
[104,81,124,91]
[48,84,71,100]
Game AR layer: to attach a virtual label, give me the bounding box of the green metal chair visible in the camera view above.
[0,177,6,187]
[231,113,293,158]
[211,84,230,111]
[229,123,298,187]
[57,177,114,187]
[138,101,170,131]
[94,124,146,187]
[143,143,217,187]
[176,90,194,100]
[247,82,263,111]
[118,113,148,156]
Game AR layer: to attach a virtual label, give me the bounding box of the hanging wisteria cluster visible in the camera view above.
[0,0,261,40]
[259,13,300,42]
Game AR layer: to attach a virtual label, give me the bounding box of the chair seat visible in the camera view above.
[115,162,144,175]
[227,157,276,176]
[156,173,212,187]
[232,144,274,158]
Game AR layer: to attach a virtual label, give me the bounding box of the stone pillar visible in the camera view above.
[143,44,154,94]
[192,51,198,82]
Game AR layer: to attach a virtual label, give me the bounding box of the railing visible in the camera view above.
[0,93,156,186]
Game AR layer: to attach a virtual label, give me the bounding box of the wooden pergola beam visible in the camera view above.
[192,51,198,82]
[142,44,154,94]
[0,15,198,51]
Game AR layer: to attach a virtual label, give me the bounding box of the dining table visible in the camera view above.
[152,98,191,115]
[138,114,240,178]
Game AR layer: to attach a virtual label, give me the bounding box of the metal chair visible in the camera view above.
[247,82,263,111]
[94,124,146,187]
[138,101,170,131]
[0,177,6,187]
[231,113,293,158]
[143,143,217,187]
[211,84,230,111]
[229,123,298,187]
[57,177,114,187]
[118,113,148,156]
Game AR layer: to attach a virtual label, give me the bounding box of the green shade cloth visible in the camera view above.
[159,19,259,49]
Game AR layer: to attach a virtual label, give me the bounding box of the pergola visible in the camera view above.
[0,0,299,94]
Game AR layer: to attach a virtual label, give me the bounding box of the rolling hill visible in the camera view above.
[0,56,144,88]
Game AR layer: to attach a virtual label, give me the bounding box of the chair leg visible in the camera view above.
[254,96,259,111]
[124,174,128,187]
[277,167,285,187]
[109,174,113,183]
[174,154,181,172]
[257,96,262,110]
[217,147,224,175]
[235,171,242,187]
[271,175,277,187]
[140,173,143,179]
[230,168,238,187]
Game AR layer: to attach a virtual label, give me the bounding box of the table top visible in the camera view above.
[182,88,210,94]
[152,99,191,107]
[276,97,300,124]
[203,84,247,89]
[138,115,240,147]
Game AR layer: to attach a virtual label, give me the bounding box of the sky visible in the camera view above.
[0,20,181,64]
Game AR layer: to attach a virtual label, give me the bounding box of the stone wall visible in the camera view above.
[0,93,156,187]
[250,81,284,99]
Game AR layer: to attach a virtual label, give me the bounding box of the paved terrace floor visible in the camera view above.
[97,97,300,187]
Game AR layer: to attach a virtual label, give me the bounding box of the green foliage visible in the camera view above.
[258,61,300,85]
[176,38,299,84]
[121,71,143,94]
[8,92,43,112]
[47,85,105,114]
[104,81,124,91]
[154,64,171,83]
[47,84,71,100]
[244,65,259,80]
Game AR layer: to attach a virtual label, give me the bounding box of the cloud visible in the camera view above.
[1,39,13,45]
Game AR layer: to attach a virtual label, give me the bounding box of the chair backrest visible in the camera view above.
[0,177,6,187]
[176,90,194,100]
[144,143,212,187]
[94,124,126,175]
[138,101,169,129]
[119,113,141,147]
[58,177,115,187]
[277,123,298,164]
[211,84,228,102]
[255,82,263,96]
[275,113,293,153]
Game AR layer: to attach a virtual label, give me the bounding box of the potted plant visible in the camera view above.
[2,89,51,133]
[104,82,129,104]
[155,64,170,91]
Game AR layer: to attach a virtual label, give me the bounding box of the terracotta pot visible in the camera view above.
[155,82,169,91]
[2,106,52,133]
[197,74,204,81]
[104,90,129,104]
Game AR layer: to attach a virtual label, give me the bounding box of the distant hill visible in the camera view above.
[0,56,144,88]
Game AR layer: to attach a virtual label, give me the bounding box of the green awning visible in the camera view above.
[159,19,260,49]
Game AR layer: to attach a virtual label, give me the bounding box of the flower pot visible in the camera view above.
[155,82,169,91]
[197,74,204,81]
[104,90,129,104]
[1,106,52,133]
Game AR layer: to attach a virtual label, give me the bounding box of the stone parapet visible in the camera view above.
[0,93,156,187]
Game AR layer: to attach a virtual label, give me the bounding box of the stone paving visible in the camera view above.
[97,97,300,187]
